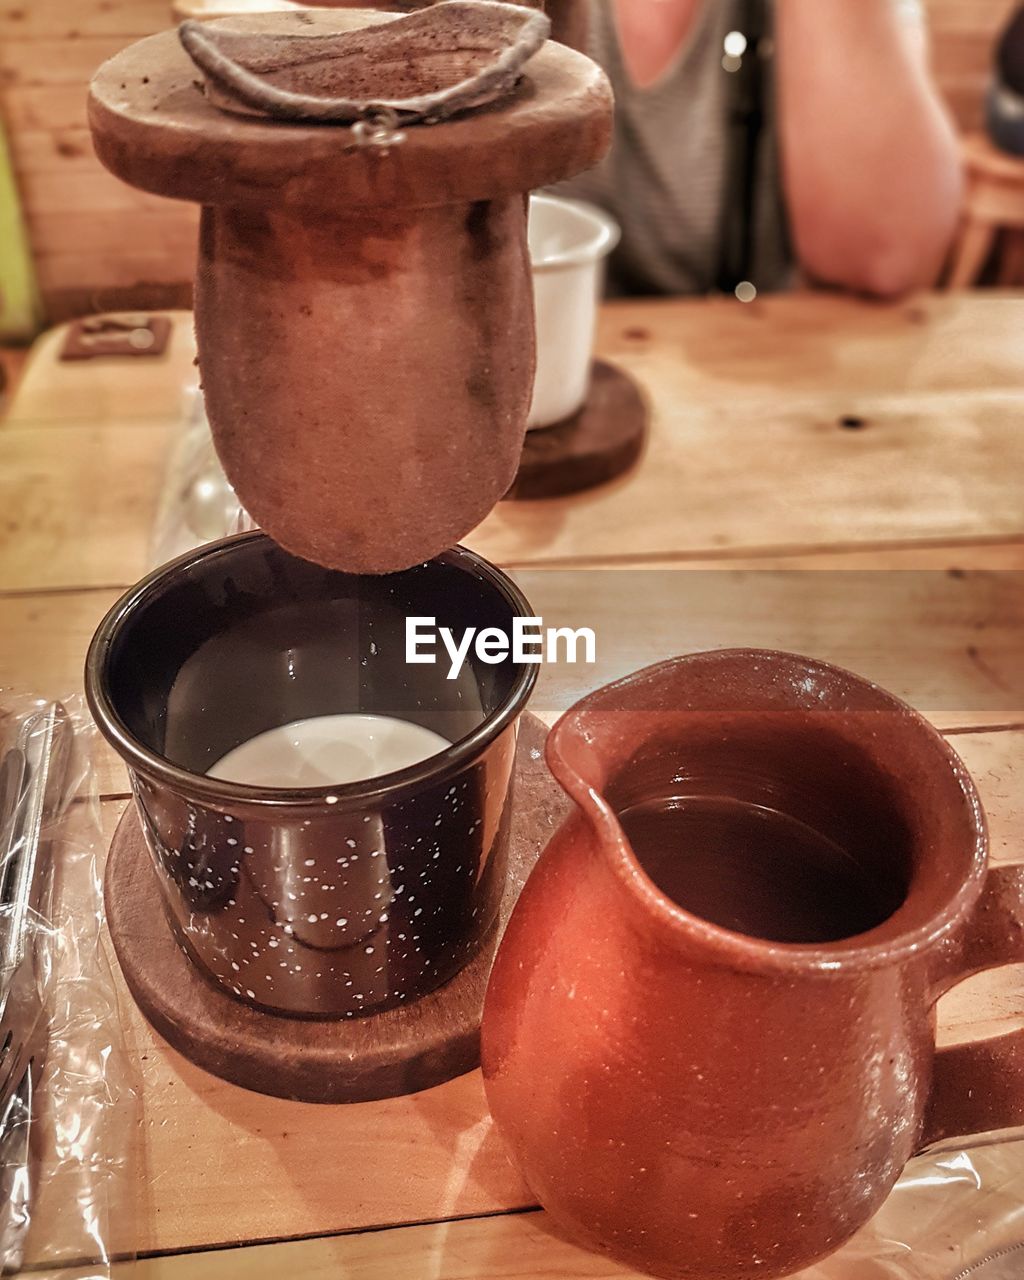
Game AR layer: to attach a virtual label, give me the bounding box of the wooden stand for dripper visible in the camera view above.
[103,716,567,1102]
[88,8,612,573]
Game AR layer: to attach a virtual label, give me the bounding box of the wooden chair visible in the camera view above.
[946,131,1024,287]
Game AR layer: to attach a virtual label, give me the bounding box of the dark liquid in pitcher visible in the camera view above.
[618,796,893,944]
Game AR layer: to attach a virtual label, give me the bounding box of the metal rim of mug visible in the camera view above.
[547,648,990,976]
[85,531,538,812]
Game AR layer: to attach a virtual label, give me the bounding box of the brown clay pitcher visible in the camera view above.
[482,650,1024,1280]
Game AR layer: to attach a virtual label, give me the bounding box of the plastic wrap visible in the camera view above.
[0,695,137,1277]
[802,1134,1024,1278]
[149,384,254,568]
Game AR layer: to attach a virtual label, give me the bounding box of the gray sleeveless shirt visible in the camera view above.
[557,0,923,296]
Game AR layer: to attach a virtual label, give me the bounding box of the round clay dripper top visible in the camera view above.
[87,11,615,210]
[87,10,614,573]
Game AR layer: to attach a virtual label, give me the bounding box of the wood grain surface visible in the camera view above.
[27,1123,1024,1280]
[2,293,1022,1276]
[2,565,1022,801]
[4,296,1024,588]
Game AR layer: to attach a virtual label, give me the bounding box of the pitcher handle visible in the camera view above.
[921,863,1024,1147]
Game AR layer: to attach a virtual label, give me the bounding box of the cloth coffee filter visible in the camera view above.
[179,1,551,123]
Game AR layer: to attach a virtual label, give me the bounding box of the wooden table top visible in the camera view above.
[2,291,1023,1279]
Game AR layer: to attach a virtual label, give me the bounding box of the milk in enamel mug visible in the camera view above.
[207,714,452,954]
[207,714,452,788]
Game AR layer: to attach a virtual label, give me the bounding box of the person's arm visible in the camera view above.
[774,0,962,298]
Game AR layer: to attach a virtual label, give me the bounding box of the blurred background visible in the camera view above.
[0,0,1019,334]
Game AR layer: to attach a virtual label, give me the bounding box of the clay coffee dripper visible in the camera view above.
[482,650,1024,1280]
[87,8,613,573]
[86,531,536,1018]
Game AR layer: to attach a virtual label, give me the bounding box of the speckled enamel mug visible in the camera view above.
[86,532,536,1018]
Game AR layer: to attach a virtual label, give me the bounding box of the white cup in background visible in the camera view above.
[527,194,621,430]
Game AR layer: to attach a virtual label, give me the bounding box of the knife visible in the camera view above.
[0,704,73,1273]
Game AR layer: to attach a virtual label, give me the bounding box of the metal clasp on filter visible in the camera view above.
[352,106,407,155]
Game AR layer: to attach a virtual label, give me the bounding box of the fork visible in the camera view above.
[0,1071,32,1275]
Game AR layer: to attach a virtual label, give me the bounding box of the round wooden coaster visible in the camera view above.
[105,713,568,1103]
[507,360,648,500]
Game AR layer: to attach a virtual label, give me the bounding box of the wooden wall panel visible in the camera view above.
[0,1,197,322]
[0,0,1017,323]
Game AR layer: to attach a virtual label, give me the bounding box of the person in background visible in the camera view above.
[557,0,963,299]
